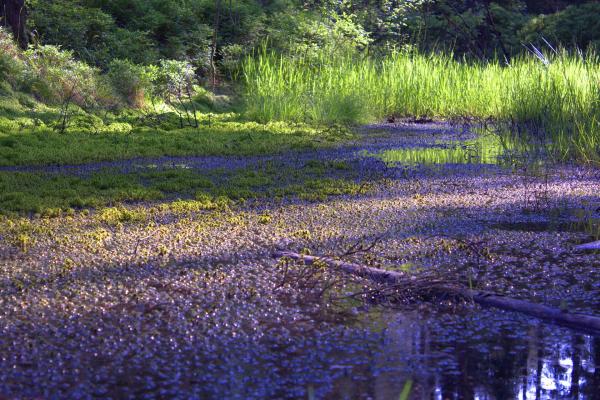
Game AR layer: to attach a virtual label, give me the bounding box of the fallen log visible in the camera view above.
[275,251,600,334]
[574,240,600,251]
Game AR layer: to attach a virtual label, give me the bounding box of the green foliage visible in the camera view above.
[0,105,349,166]
[406,0,528,58]
[520,3,600,50]
[21,45,107,107]
[155,60,196,106]
[301,0,423,51]
[0,28,23,85]
[28,0,273,71]
[0,29,118,108]
[107,59,202,109]
[30,0,115,66]
[90,0,212,62]
[25,0,383,76]
[29,0,160,67]
[107,59,158,107]
[24,0,600,71]
[266,10,372,59]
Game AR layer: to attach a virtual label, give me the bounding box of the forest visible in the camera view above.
[1,0,600,398]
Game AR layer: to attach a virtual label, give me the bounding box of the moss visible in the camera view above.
[0,216,53,251]
[0,156,377,215]
[258,213,273,224]
[159,197,228,215]
[0,171,164,214]
[87,228,110,243]
[292,229,312,240]
[97,207,148,226]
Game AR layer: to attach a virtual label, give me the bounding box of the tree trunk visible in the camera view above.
[210,0,221,91]
[0,0,27,48]
[275,251,600,334]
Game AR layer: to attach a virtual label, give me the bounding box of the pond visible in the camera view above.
[321,309,599,399]
[361,130,544,169]
[187,125,599,399]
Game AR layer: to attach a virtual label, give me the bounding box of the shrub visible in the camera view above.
[152,60,200,126]
[0,28,24,87]
[107,59,158,108]
[156,60,195,99]
[266,11,372,61]
[220,44,246,80]
[30,0,116,67]
[22,45,110,108]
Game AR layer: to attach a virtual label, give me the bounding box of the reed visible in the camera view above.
[243,49,600,163]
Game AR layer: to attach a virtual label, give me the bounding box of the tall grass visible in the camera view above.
[243,50,600,163]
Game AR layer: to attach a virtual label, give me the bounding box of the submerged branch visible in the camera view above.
[274,251,600,334]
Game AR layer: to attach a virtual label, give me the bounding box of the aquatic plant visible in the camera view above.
[0,159,375,215]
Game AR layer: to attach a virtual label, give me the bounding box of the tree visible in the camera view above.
[0,0,27,47]
[519,2,600,50]
[210,0,221,89]
[406,0,528,59]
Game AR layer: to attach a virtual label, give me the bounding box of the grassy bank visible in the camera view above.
[0,28,350,167]
[243,50,600,163]
[0,96,349,167]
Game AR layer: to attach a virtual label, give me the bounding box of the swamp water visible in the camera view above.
[281,309,600,399]
[294,130,599,399]
[2,125,598,399]
[183,308,599,399]
[192,129,599,399]
[369,134,507,166]
[188,128,598,399]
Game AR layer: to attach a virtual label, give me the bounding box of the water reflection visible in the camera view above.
[318,309,599,400]
[366,134,510,166]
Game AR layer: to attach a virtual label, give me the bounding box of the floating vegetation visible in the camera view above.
[0,160,375,215]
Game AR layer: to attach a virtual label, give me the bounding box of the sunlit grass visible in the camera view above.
[0,121,348,166]
[243,50,600,163]
[0,94,351,166]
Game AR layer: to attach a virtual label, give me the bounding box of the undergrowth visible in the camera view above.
[0,27,350,167]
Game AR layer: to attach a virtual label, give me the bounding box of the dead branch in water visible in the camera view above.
[274,251,600,334]
[575,240,600,251]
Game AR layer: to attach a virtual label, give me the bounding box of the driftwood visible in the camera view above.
[575,240,600,251]
[275,251,600,334]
